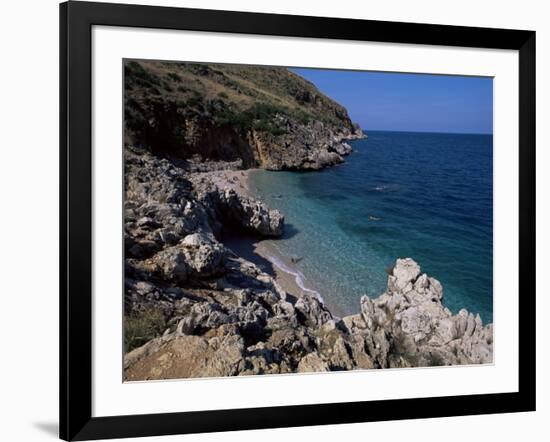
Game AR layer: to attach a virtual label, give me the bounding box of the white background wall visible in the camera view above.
[0,0,547,441]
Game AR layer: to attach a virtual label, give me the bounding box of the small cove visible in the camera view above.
[248,130,493,323]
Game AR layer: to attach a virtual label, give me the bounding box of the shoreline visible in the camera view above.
[253,241,345,317]
[212,168,339,313]
[224,234,325,302]
[208,158,491,324]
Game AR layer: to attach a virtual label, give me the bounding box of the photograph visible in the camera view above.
[0,0,541,440]
[123,60,494,381]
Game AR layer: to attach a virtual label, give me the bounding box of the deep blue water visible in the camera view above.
[249,131,493,323]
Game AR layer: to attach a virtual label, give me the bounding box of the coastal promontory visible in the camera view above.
[125,60,364,171]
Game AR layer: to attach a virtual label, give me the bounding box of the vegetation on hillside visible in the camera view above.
[124,60,355,162]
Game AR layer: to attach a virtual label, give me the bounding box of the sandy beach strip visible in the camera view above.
[210,169,325,302]
[223,233,318,301]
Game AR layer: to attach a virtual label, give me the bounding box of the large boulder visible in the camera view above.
[180,233,225,276]
[150,234,225,282]
[218,188,284,237]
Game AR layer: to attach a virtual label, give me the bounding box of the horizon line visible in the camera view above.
[362,128,493,136]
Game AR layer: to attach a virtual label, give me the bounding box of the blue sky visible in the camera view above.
[292,68,493,134]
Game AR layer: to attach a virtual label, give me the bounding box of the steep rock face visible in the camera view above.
[124,60,364,170]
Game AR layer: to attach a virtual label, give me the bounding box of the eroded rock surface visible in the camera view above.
[126,223,493,380]
[124,142,492,381]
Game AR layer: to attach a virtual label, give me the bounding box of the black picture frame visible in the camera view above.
[60,1,536,440]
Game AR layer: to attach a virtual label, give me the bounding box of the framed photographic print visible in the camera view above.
[60,1,536,440]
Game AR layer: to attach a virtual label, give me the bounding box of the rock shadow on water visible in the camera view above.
[281,222,299,240]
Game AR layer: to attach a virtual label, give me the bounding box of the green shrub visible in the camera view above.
[124,308,166,352]
[125,61,160,86]
[186,95,204,110]
[167,72,182,82]
[208,102,292,135]
[294,109,311,125]
[252,119,286,136]
[149,86,161,95]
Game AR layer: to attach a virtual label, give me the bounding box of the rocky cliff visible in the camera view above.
[124,60,364,170]
[124,148,493,381]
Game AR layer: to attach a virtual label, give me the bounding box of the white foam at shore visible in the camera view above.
[265,252,325,304]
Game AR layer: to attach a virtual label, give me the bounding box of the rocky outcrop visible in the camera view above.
[347,258,493,367]
[245,119,364,170]
[147,233,226,283]
[216,188,284,236]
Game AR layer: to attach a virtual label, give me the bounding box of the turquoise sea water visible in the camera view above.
[249,131,493,323]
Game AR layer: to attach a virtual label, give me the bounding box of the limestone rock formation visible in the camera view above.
[216,188,284,237]
[125,251,493,380]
